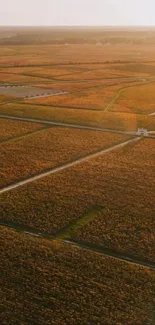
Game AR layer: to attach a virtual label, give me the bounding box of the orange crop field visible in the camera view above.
[1,227,155,325]
[110,82,155,114]
[1,102,155,131]
[0,66,79,76]
[1,138,154,264]
[1,27,155,325]
[113,62,155,76]
[0,118,43,141]
[26,82,138,109]
[0,127,127,187]
[35,79,119,92]
[71,138,155,264]
[0,72,50,83]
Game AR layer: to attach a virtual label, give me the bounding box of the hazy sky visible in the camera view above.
[0,0,155,26]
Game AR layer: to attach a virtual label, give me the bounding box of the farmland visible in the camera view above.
[1,227,155,325]
[0,117,44,141]
[26,83,134,109]
[0,128,127,187]
[0,72,50,83]
[0,27,155,325]
[0,102,155,131]
[1,138,155,264]
[110,82,155,114]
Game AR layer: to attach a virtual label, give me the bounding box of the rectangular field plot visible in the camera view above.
[35,79,118,92]
[114,63,155,76]
[0,72,51,83]
[0,118,43,142]
[0,128,127,187]
[1,227,155,325]
[0,85,67,99]
[1,138,154,264]
[110,82,155,114]
[71,138,155,264]
[0,66,80,77]
[26,83,135,109]
[1,102,155,132]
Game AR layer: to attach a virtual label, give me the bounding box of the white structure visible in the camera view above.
[136,128,148,136]
[96,41,102,46]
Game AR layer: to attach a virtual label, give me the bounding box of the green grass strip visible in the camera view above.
[56,206,103,240]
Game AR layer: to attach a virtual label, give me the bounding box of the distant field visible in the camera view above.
[1,227,155,325]
[54,67,129,80]
[0,118,43,141]
[110,82,155,114]
[0,66,81,76]
[0,72,50,83]
[114,63,155,76]
[0,43,155,66]
[35,79,119,92]
[25,82,139,109]
[0,128,127,187]
[0,102,155,131]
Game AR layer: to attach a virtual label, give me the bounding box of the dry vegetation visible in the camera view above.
[1,139,154,264]
[26,83,137,109]
[113,62,155,76]
[111,82,155,114]
[0,72,50,83]
[71,138,155,264]
[0,118,43,141]
[1,227,155,325]
[0,128,127,187]
[1,28,155,325]
[0,102,155,131]
[35,79,120,92]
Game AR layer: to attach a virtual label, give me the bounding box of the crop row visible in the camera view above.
[0,127,127,187]
[0,138,155,263]
[71,138,155,263]
[0,72,48,83]
[0,102,155,132]
[0,118,43,142]
[27,83,135,109]
[111,82,155,114]
[36,79,119,93]
[1,226,155,325]
[0,43,155,67]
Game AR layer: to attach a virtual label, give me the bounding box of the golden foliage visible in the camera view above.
[1,227,155,325]
[1,138,155,264]
[111,82,155,114]
[0,127,127,187]
[0,118,42,141]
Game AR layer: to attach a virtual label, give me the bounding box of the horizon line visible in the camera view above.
[0,25,155,28]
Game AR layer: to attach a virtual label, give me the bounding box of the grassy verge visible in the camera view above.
[56,206,103,239]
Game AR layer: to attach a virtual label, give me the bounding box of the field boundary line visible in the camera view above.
[104,79,155,113]
[63,239,155,271]
[0,222,154,271]
[0,126,49,145]
[0,114,136,135]
[0,137,140,194]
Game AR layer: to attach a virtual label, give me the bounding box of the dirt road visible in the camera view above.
[0,114,135,135]
[0,137,140,195]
